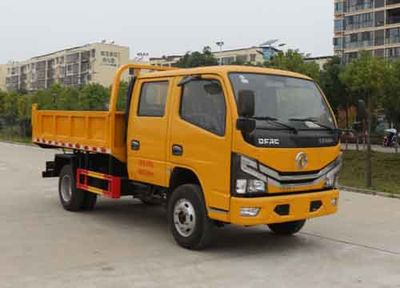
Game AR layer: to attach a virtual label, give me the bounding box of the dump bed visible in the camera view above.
[31,64,175,163]
[32,107,127,162]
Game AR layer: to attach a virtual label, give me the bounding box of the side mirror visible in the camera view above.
[238,90,255,118]
[237,118,256,134]
[357,99,367,121]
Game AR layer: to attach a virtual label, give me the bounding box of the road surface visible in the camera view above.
[0,142,399,288]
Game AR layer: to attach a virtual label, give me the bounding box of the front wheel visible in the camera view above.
[268,220,306,235]
[167,184,213,250]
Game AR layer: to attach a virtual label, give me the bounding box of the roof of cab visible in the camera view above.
[137,65,313,81]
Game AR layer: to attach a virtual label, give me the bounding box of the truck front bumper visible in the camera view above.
[229,189,339,226]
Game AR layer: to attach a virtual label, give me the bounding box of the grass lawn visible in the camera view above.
[339,150,400,194]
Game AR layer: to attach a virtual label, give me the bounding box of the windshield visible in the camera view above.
[229,73,335,129]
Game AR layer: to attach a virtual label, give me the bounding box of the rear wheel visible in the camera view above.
[167,184,213,250]
[268,220,306,235]
[59,165,96,211]
[81,192,97,210]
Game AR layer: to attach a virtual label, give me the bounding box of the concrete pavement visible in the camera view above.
[0,142,399,288]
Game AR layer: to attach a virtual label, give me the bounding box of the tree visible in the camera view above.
[264,49,321,82]
[17,94,32,136]
[0,90,6,117]
[382,61,400,131]
[340,51,389,188]
[175,46,219,68]
[320,56,350,127]
[2,91,18,125]
[79,83,109,110]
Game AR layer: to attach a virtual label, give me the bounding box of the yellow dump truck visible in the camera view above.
[33,64,342,249]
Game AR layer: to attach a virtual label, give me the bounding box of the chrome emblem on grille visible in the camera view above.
[296,152,308,170]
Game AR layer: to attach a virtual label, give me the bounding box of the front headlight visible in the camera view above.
[324,169,340,189]
[324,153,343,189]
[235,179,267,194]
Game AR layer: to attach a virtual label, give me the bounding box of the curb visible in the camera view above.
[338,185,400,200]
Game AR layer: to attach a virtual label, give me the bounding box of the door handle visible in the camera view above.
[172,144,183,156]
[131,140,140,151]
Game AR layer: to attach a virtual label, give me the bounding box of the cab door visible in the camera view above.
[127,78,172,187]
[168,75,232,211]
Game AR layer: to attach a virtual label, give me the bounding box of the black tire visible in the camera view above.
[268,220,306,235]
[167,184,213,250]
[58,165,97,211]
[81,192,97,210]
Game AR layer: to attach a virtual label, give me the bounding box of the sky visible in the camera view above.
[0,0,334,63]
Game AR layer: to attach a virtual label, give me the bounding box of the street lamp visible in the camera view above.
[216,41,224,65]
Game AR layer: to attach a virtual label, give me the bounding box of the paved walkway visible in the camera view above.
[342,143,399,153]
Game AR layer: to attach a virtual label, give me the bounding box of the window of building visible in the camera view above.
[375,30,385,46]
[347,0,373,12]
[335,2,344,14]
[375,11,385,26]
[334,19,344,32]
[361,32,370,41]
[180,80,226,136]
[387,0,400,5]
[250,54,257,62]
[138,81,169,117]
[387,8,400,25]
[387,28,400,44]
[333,37,343,49]
[375,0,385,8]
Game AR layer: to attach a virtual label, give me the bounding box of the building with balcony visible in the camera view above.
[334,0,400,61]
[3,42,130,92]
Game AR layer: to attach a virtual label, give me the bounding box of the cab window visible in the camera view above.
[138,81,169,117]
[180,80,226,136]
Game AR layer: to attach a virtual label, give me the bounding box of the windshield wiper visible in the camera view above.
[289,117,335,132]
[253,116,298,134]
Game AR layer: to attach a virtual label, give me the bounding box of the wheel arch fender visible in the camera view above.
[54,154,79,177]
[169,166,209,205]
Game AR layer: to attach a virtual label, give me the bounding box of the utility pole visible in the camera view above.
[366,96,372,188]
[358,98,372,188]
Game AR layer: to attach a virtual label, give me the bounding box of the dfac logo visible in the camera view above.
[258,138,280,146]
[295,152,308,170]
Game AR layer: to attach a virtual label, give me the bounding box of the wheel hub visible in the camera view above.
[173,199,196,237]
[60,175,72,203]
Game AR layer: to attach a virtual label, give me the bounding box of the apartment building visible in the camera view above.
[0,65,6,91]
[4,42,129,91]
[334,0,400,61]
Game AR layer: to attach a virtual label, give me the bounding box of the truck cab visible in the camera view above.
[34,64,342,249]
